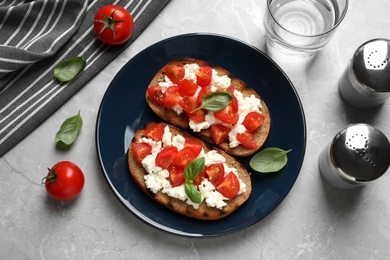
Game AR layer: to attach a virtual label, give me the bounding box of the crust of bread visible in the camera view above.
[128,122,252,220]
[146,58,271,156]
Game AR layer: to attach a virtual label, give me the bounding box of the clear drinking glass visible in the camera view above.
[264,0,349,57]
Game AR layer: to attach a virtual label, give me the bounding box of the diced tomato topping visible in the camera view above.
[205,163,224,187]
[243,112,265,132]
[168,164,185,187]
[193,169,207,186]
[164,64,185,84]
[217,172,240,199]
[144,123,165,141]
[195,66,212,87]
[155,146,178,169]
[131,142,152,166]
[173,147,196,169]
[231,95,238,112]
[178,79,199,97]
[210,124,231,145]
[214,103,239,124]
[236,131,257,149]
[147,85,164,105]
[227,85,235,94]
[179,96,200,112]
[186,109,207,123]
[184,138,203,157]
[163,86,180,109]
[196,86,212,104]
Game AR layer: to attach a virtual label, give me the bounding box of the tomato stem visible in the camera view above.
[95,9,125,38]
[41,168,60,185]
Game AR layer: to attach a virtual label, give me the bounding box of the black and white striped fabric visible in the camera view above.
[0,0,170,157]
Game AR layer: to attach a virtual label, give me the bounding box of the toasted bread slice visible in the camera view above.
[128,122,252,220]
[146,58,271,156]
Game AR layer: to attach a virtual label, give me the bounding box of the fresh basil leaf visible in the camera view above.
[51,56,86,83]
[55,111,83,147]
[192,92,232,112]
[250,148,292,173]
[184,157,205,180]
[185,181,202,203]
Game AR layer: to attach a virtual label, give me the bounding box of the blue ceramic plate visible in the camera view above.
[96,33,306,237]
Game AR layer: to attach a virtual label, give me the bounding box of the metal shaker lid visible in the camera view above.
[352,39,390,92]
[330,123,390,182]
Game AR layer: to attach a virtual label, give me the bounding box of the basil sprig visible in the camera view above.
[192,92,232,113]
[55,111,83,148]
[183,157,205,203]
[51,56,86,83]
[250,148,292,173]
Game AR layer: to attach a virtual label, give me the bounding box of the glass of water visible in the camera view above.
[264,0,349,57]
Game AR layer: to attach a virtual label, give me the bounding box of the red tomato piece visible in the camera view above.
[163,86,180,109]
[186,109,207,123]
[217,172,240,199]
[196,86,212,104]
[43,161,85,201]
[214,103,239,124]
[147,85,164,105]
[205,163,224,187]
[179,96,200,112]
[196,66,212,87]
[155,146,178,169]
[178,79,199,97]
[131,142,153,165]
[184,138,203,157]
[236,131,257,149]
[210,124,231,145]
[193,169,207,186]
[243,112,265,132]
[173,147,196,169]
[144,123,165,141]
[165,64,185,84]
[94,5,134,45]
[168,164,185,187]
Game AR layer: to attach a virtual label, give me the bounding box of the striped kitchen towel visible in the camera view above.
[0,0,170,157]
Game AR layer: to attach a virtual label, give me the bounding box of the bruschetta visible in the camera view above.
[128,122,252,220]
[145,58,271,156]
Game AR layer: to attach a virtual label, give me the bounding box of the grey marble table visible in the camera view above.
[1,0,390,259]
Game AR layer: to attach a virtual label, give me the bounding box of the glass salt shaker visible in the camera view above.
[338,39,390,109]
[318,123,390,189]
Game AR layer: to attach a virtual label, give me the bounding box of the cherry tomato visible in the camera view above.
[196,66,212,87]
[43,161,85,201]
[168,164,185,187]
[243,112,265,132]
[197,86,212,104]
[165,64,185,84]
[131,142,152,165]
[163,86,180,109]
[184,138,203,157]
[205,163,224,187]
[147,85,164,105]
[217,172,240,199]
[155,146,178,169]
[179,96,200,112]
[178,79,199,97]
[186,109,207,123]
[173,147,196,169]
[193,169,207,186]
[94,5,134,45]
[210,124,231,145]
[214,103,239,124]
[144,122,165,141]
[236,131,257,149]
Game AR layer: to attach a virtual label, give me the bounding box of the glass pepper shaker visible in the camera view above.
[318,123,390,189]
[338,39,390,109]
